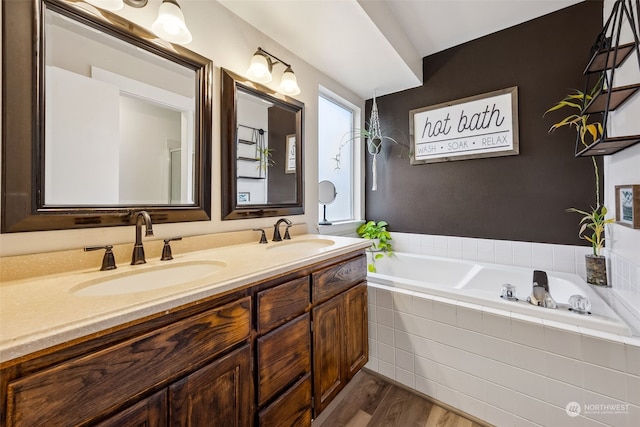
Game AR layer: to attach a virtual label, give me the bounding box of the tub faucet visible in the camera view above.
[528,270,557,308]
[272,218,292,241]
[131,211,154,265]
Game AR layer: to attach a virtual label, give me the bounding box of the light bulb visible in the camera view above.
[246,52,272,84]
[151,0,192,45]
[278,66,300,96]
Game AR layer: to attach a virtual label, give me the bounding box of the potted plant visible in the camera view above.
[545,80,614,286]
[566,206,615,285]
[356,220,394,272]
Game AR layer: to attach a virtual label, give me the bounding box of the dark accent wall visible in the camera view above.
[365,1,604,246]
[268,106,297,202]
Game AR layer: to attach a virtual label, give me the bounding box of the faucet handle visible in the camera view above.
[84,245,117,271]
[161,237,182,261]
[283,225,292,240]
[253,229,268,244]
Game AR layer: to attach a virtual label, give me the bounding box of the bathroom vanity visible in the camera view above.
[0,236,370,426]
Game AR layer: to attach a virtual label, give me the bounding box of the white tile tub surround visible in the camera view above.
[366,284,640,427]
[390,232,597,278]
[390,232,640,329]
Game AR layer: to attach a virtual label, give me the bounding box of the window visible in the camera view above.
[318,89,361,224]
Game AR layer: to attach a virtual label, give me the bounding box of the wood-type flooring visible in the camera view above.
[312,370,489,427]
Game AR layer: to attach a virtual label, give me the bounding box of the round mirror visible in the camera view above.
[318,180,337,225]
[318,180,337,204]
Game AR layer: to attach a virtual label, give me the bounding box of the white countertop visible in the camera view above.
[0,234,371,363]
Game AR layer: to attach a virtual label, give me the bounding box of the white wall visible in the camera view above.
[602,0,640,315]
[0,0,365,256]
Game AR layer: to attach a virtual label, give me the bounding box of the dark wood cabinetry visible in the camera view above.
[170,345,253,427]
[344,283,369,380]
[4,297,251,427]
[312,282,368,415]
[312,293,345,414]
[95,390,167,427]
[310,255,368,416]
[0,249,368,427]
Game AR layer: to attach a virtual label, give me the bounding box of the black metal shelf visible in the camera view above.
[237,156,260,162]
[582,82,640,114]
[574,0,640,157]
[237,175,265,180]
[584,42,636,74]
[238,139,257,146]
[576,134,640,156]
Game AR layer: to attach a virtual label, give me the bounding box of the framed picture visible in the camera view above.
[285,134,296,174]
[237,192,250,203]
[615,185,640,229]
[409,86,519,164]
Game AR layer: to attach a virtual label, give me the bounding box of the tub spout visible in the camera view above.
[528,270,557,308]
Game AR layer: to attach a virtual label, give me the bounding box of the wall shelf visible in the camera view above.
[238,139,257,146]
[575,0,640,158]
[237,156,260,162]
[582,82,640,114]
[584,41,636,73]
[576,134,640,156]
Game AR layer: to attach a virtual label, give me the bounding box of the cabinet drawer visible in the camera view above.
[258,373,312,427]
[312,254,366,303]
[5,297,251,427]
[257,276,310,334]
[257,313,311,406]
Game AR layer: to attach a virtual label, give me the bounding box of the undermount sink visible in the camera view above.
[266,238,335,252]
[72,260,227,297]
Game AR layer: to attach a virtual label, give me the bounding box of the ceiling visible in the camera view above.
[217,0,584,99]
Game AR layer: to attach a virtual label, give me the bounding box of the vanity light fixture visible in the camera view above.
[84,0,192,45]
[246,48,301,96]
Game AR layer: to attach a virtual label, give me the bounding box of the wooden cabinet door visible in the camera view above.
[344,283,368,380]
[256,313,311,406]
[95,390,167,427]
[169,345,252,427]
[312,295,345,415]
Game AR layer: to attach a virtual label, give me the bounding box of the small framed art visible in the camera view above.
[615,185,640,229]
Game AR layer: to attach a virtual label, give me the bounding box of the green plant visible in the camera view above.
[544,79,604,207]
[545,79,614,257]
[566,205,615,256]
[257,147,275,172]
[544,83,603,148]
[357,220,393,272]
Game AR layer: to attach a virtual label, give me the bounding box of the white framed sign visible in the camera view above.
[285,134,296,174]
[410,86,519,164]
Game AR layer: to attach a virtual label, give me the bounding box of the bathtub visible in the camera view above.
[367,252,631,336]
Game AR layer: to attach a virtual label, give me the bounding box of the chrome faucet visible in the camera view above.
[131,211,154,265]
[528,270,557,308]
[272,218,292,242]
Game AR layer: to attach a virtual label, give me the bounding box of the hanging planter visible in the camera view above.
[332,95,408,191]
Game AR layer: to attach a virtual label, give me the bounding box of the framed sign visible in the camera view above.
[410,86,519,164]
[615,185,640,229]
[285,134,296,174]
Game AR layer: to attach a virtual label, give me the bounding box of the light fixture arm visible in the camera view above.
[256,47,292,69]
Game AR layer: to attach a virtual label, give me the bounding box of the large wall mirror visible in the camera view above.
[1,0,213,232]
[221,69,304,220]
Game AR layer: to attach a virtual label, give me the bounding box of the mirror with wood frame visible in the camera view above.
[221,68,304,220]
[1,0,213,232]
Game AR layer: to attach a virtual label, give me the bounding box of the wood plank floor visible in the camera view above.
[312,371,489,427]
